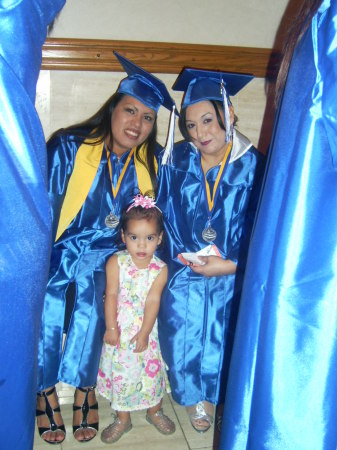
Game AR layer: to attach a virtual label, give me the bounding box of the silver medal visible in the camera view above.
[202,226,217,243]
[105,212,119,228]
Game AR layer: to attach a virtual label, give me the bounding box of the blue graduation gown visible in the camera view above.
[37,135,159,389]
[221,1,337,448]
[0,1,65,448]
[157,130,265,406]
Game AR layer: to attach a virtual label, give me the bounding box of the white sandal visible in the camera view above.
[186,401,214,433]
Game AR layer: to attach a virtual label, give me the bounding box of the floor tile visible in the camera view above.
[34,384,219,449]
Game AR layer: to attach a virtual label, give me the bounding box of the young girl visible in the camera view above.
[97,194,175,444]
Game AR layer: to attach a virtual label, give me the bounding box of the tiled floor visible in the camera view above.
[34,383,221,449]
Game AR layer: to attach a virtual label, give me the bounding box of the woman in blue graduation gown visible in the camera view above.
[157,69,265,433]
[36,52,175,444]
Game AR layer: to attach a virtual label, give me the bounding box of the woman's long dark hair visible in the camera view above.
[275,0,323,106]
[47,92,159,194]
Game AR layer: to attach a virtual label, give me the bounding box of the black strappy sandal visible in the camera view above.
[73,385,99,443]
[36,386,66,445]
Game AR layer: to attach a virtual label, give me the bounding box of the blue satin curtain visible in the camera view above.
[0,1,65,449]
[221,1,337,449]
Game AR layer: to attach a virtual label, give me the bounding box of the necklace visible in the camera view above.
[105,146,135,228]
[200,142,232,243]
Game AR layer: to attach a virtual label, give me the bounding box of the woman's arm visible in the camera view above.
[130,265,168,352]
[103,255,120,346]
[190,255,237,277]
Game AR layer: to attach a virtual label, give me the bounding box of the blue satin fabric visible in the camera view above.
[118,76,164,113]
[0,1,65,448]
[157,137,264,406]
[37,135,159,389]
[221,2,337,449]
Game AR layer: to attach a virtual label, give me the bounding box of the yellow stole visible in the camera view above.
[55,141,157,241]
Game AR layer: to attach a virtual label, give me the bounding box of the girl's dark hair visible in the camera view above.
[275,0,323,106]
[178,100,237,141]
[47,92,159,194]
[120,205,164,235]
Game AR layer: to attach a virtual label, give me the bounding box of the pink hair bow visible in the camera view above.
[126,194,160,212]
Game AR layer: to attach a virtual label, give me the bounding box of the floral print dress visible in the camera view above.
[97,250,169,411]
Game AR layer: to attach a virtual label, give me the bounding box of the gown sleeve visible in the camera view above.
[47,135,79,242]
[227,147,265,269]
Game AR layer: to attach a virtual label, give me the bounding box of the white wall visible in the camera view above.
[36,71,266,148]
[37,0,290,151]
[51,0,289,48]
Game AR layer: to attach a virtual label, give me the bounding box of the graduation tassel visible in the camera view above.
[221,80,232,142]
[162,105,176,165]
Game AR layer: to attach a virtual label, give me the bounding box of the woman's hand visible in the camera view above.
[103,328,120,346]
[189,255,237,277]
[130,331,149,353]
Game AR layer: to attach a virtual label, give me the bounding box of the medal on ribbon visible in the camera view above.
[200,142,232,243]
[105,211,120,228]
[202,221,217,243]
[105,147,135,229]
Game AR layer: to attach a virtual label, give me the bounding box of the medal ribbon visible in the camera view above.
[200,142,233,214]
[106,146,135,200]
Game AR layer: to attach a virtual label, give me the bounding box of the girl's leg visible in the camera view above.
[101,411,132,444]
[146,399,176,435]
[147,399,162,415]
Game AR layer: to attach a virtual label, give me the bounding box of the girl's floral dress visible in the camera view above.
[97,250,169,411]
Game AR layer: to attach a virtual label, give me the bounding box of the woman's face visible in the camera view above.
[185,100,233,160]
[110,95,156,155]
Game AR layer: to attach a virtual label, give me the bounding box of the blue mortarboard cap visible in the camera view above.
[172,68,254,108]
[114,51,176,114]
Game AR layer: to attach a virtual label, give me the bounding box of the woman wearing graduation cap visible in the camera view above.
[35,52,175,445]
[157,68,265,433]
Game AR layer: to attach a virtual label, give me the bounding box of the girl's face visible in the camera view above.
[110,95,156,156]
[185,100,233,161]
[121,218,163,269]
